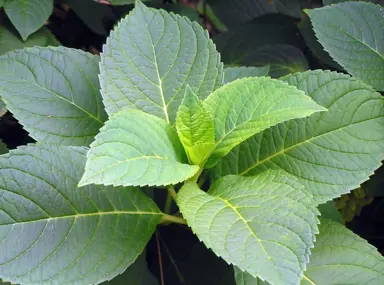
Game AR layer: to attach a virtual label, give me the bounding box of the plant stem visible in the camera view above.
[161,214,187,225]
[155,232,165,285]
[158,234,185,284]
[189,167,203,183]
[164,192,173,214]
[168,185,177,201]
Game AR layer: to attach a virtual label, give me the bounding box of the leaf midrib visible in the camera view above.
[0,61,103,124]
[146,11,169,123]
[216,196,282,281]
[81,154,170,183]
[239,116,381,176]
[1,210,162,226]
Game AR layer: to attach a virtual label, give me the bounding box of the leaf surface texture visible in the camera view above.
[0,144,162,285]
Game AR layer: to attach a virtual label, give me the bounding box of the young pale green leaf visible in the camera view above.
[0,144,162,285]
[224,66,270,84]
[0,46,107,146]
[100,0,223,123]
[4,0,53,40]
[176,86,215,165]
[101,252,159,285]
[307,2,384,91]
[203,77,326,167]
[301,219,384,284]
[80,109,199,187]
[0,25,59,55]
[177,170,319,285]
[212,70,384,203]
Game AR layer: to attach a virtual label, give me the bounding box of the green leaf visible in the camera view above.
[0,25,59,55]
[240,44,309,78]
[0,140,7,155]
[318,201,342,224]
[224,66,270,84]
[177,170,319,285]
[215,15,305,66]
[100,0,223,123]
[307,2,384,91]
[212,70,384,203]
[234,267,270,285]
[80,109,199,187]
[235,218,384,284]
[203,77,326,166]
[298,16,342,70]
[0,100,6,117]
[176,86,215,165]
[0,0,4,8]
[107,0,150,4]
[0,46,107,146]
[0,144,162,285]
[4,0,53,40]
[101,252,159,285]
[302,219,384,284]
[208,0,303,27]
[323,0,384,5]
[156,3,200,23]
[66,0,115,36]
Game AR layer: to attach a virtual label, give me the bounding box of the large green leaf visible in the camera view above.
[177,170,319,285]
[224,66,270,84]
[0,144,162,285]
[4,0,53,40]
[307,2,384,91]
[203,77,326,166]
[176,86,215,166]
[101,253,158,285]
[100,0,223,123]
[0,46,107,146]
[212,70,384,203]
[235,219,384,284]
[301,219,384,284]
[80,109,199,187]
[0,25,59,55]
